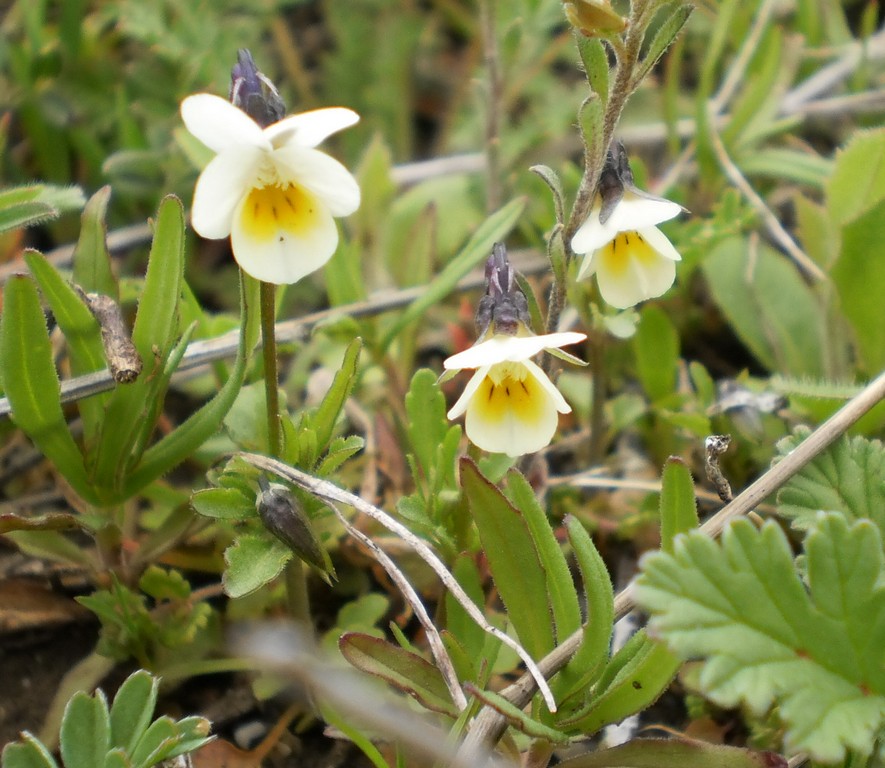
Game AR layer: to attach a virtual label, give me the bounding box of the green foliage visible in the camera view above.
[776,429,885,538]
[0,184,84,234]
[558,737,785,768]
[77,568,215,668]
[339,633,458,717]
[636,514,885,762]
[460,459,578,659]
[1,670,212,768]
[702,237,827,376]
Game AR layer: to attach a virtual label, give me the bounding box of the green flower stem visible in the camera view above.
[258,278,312,628]
[259,280,282,456]
[587,329,607,464]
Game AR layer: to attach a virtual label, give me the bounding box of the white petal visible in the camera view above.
[191,146,263,239]
[595,237,677,309]
[265,107,360,149]
[181,94,268,153]
[230,193,339,284]
[273,145,361,216]
[605,190,682,233]
[571,201,619,254]
[521,359,571,414]
[462,363,561,457]
[576,250,598,281]
[444,332,586,370]
[447,367,490,420]
[638,225,681,261]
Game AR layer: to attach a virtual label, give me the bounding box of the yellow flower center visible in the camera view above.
[475,362,546,423]
[239,184,321,240]
[600,231,657,275]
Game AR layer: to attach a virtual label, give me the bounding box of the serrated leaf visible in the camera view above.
[222,534,291,598]
[1,734,59,768]
[633,305,679,402]
[659,457,698,552]
[776,430,885,540]
[59,690,110,768]
[635,514,885,762]
[466,685,569,743]
[316,434,365,476]
[827,128,885,226]
[832,199,885,373]
[109,670,158,754]
[379,197,525,351]
[557,737,787,768]
[339,632,458,717]
[460,459,555,657]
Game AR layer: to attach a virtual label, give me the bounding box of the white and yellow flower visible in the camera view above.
[571,189,682,310]
[181,93,360,284]
[445,332,586,457]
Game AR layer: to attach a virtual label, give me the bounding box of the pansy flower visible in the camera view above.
[445,331,586,457]
[180,55,360,285]
[571,142,683,309]
[444,243,586,457]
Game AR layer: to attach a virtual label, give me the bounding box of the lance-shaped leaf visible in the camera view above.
[90,195,186,494]
[379,197,525,351]
[310,338,362,457]
[776,429,885,540]
[465,684,569,743]
[659,456,698,552]
[72,186,118,300]
[460,459,579,659]
[0,275,96,503]
[557,629,680,734]
[25,250,107,448]
[553,516,614,705]
[0,183,84,234]
[635,514,885,762]
[339,632,458,717]
[557,737,786,768]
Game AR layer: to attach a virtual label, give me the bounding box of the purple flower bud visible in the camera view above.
[229,49,285,128]
[475,243,531,337]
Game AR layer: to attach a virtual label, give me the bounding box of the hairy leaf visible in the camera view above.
[776,429,885,539]
[222,534,291,598]
[59,690,110,768]
[635,514,885,762]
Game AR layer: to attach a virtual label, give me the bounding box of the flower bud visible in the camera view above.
[230,49,285,128]
[257,480,331,575]
[475,243,531,338]
[563,0,627,37]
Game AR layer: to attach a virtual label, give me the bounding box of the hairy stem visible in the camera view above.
[259,281,282,456]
